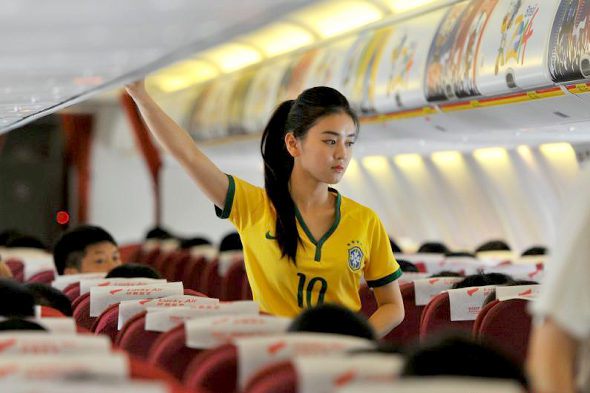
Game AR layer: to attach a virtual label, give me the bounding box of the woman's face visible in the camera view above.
[289,112,357,185]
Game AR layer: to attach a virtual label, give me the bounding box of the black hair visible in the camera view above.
[144,226,173,240]
[180,237,212,249]
[452,273,513,289]
[389,238,401,253]
[417,242,449,254]
[401,333,528,388]
[53,225,117,275]
[25,283,73,317]
[445,251,475,258]
[219,232,243,252]
[260,87,358,263]
[0,230,22,246]
[0,279,35,317]
[476,240,511,253]
[429,271,464,278]
[105,263,161,279]
[5,235,46,250]
[0,318,47,332]
[521,246,546,256]
[397,259,419,273]
[288,303,375,341]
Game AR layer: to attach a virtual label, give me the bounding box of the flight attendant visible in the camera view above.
[126,82,404,337]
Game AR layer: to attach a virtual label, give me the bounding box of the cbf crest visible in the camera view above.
[347,241,364,272]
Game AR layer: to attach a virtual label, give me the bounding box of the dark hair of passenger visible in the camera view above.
[53,225,117,275]
[219,232,243,252]
[389,238,401,253]
[429,271,465,278]
[5,235,46,250]
[452,273,513,289]
[260,86,359,263]
[475,240,511,253]
[0,318,47,332]
[288,303,375,341]
[401,333,528,388]
[25,283,73,316]
[180,237,211,249]
[0,279,35,317]
[144,226,173,240]
[0,230,22,246]
[445,251,475,258]
[417,242,449,254]
[397,259,419,273]
[105,263,161,279]
[521,246,547,256]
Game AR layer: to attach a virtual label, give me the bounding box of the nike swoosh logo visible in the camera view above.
[265,231,276,240]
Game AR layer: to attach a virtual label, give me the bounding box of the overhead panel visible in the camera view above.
[277,49,320,102]
[476,0,561,96]
[227,71,257,136]
[370,7,447,113]
[303,37,356,91]
[339,31,377,112]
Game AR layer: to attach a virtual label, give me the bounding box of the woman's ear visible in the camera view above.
[284,132,300,158]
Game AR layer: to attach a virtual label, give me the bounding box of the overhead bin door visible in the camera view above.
[277,49,319,102]
[189,76,237,141]
[303,37,355,92]
[476,0,561,95]
[370,7,447,113]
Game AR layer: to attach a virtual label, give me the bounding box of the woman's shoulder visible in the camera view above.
[340,194,379,221]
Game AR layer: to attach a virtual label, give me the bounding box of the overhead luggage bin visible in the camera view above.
[369,7,447,114]
[476,0,561,95]
[303,36,356,92]
[339,30,377,112]
[189,76,237,141]
[277,49,320,102]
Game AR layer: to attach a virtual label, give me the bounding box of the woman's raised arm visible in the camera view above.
[125,81,229,209]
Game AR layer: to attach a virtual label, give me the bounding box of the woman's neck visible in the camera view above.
[289,166,332,212]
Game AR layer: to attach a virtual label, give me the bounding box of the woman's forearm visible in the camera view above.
[368,303,404,338]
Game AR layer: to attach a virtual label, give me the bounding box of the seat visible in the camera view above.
[382,282,424,346]
[143,248,162,267]
[119,243,141,263]
[162,250,190,282]
[200,258,221,298]
[475,299,532,365]
[72,293,98,331]
[127,353,202,393]
[183,344,238,393]
[419,292,474,341]
[92,303,120,341]
[116,311,162,360]
[153,250,175,276]
[5,258,24,282]
[26,270,56,284]
[183,256,207,292]
[63,282,81,302]
[472,299,498,338]
[359,284,378,319]
[221,260,246,301]
[244,361,296,393]
[241,273,253,300]
[148,324,204,381]
[39,305,66,318]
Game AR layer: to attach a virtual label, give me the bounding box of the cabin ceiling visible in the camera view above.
[0,0,314,135]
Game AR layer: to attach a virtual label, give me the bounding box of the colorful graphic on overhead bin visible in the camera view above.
[303,37,356,92]
[242,59,291,134]
[339,31,376,111]
[549,0,590,82]
[188,82,214,141]
[370,7,447,113]
[189,76,237,140]
[277,49,319,102]
[425,0,499,101]
[477,0,560,95]
[228,71,256,135]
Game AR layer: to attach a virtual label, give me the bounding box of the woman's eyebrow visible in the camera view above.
[321,130,357,138]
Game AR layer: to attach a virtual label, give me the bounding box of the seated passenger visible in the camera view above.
[475,240,511,253]
[429,271,464,278]
[445,251,476,258]
[0,319,46,331]
[452,273,513,289]
[401,333,528,389]
[397,259,419,273]
[5,234,47,250]
[417,242,449,254]
[218,231,243,252]
[0,279,35,317]
[179,237,212,249]
[25,282,73,316]
[521,246,547,256]
[105,263,161,279]
[389,237,402,253]
[288,303,376,341]
[53,225,121,275]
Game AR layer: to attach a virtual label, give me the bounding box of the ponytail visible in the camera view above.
[261,100,300,263]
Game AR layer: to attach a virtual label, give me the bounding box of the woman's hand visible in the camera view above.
[125,80,147,99]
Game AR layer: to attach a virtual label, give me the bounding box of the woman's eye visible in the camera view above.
[324,140,336,145]
[94,259,105,265]
[346,141,355,147]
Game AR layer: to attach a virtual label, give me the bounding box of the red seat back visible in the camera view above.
[116,311,162,360]
[26,270,56,284]
[184,256,207,291]
[358,285,377,318]
[221,260,246,301]
[5,259,24,282]
[382,282,424,346]
[63,282,81,302]
[476,299,532,365]
[72,293,97,331]
[143,248,161,267]
[184,344,238,393]
[119,243,141,263]
[201,259,221,298]
[473,299,498,337]
[148,324,204,381]
[244,362,296,393]
[39,305,66,318]
[92,303,120,342]
[419,292,474,341]
[241,273,253,300]
[162,251,190,281]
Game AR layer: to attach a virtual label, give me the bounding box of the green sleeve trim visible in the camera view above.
[366,269,402,288]
[215,175,235,219]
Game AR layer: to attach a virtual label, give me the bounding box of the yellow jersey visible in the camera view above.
[216,175,401,317]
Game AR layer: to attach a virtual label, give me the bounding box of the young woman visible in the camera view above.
[126,82,404,337]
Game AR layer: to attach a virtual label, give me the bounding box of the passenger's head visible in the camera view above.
[5,235,46,250]
[0,319,46,332]
[105,263,161,279]
[0,279,35,317]
[53,225,120,275]
[144,226,173,240]
[0,229,22,246]
[429,271,464,278]
[219,232,242,252]
[398,259,419,273]
[417,242,449,254]
[401,333,528,389]
[476,240,511,253]
[180,237,211,249]
[389,238,401,253]
[288,303,375,341]
[25,283,73,317]
[261,87,358,262]
[521,246,546,256]
[445,251,475,258]
[452,273,513,289]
